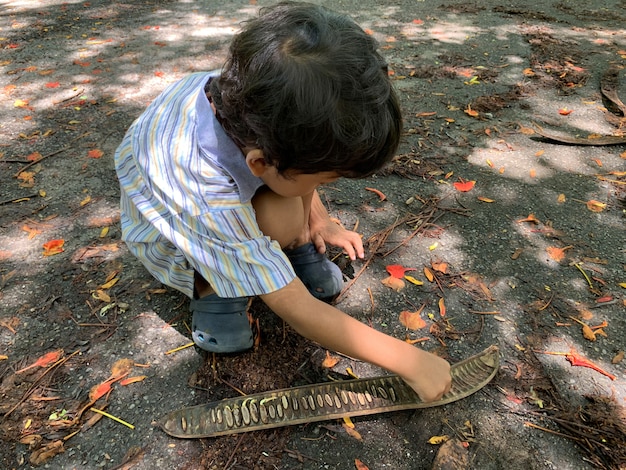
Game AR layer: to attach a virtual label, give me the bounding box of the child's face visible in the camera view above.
[246,149,340,197]
[261,167,340,198]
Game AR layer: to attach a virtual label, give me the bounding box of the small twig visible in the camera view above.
[0,194,39,206]
[4,350,79,418]
[13,132,90,177]
[224,434,246,470]
[524,421,585,442]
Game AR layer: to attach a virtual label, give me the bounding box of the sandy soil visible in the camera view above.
[1,1,625,469]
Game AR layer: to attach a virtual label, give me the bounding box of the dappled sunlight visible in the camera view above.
[399,18,483,45]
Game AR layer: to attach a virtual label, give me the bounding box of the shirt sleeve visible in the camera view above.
[177,204,296,298]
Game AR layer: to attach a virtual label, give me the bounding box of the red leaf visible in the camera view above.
[566,352,615,380]
[16,349,63,373]
[43,239,65,256]
[45,82,60,88]
[386,264,416,279]
[453,180,476,192]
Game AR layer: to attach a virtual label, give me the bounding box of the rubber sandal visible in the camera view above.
[190,294,253,353]
[284,243,343,302]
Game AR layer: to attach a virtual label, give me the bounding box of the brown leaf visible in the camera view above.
[399,306,427,330]
[431,261,448,274]
[343,422,362,440]
[110,358,135,379]
[381,275,405,292]
[29,440,64,466]
[612,351,624,364]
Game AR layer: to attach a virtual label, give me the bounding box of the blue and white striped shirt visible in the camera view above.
[114,72,295,299]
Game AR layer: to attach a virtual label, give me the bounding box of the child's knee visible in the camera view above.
[252,189,304,247]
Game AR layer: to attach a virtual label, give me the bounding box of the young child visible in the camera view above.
[115,2,451,402]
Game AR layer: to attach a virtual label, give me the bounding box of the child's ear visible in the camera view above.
[245,149,269,177]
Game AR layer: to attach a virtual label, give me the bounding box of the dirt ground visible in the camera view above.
[1,0,625,469]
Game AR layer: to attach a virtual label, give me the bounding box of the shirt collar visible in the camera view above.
[196,75,264,203]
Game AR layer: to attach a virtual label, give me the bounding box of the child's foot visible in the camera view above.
[284,242,343,302]
[190,294,253,353]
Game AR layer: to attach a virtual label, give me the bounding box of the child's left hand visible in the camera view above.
[309,217,364,261]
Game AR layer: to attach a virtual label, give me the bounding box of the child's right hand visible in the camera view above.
[402,350,452,403]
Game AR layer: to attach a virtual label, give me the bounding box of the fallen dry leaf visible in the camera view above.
[453,180,476,192]
[546,245,572,262]
[612,351,624,364]
[428,435,450,445]
[119,375,147,386]
[586,200,606,212]
[322,350,340,368]
[381,275,405,291]
[43,239,64,256]
[399,307,427,330]
[355,459,370,470]
[29,440,64,466]
[431,261,448,274]
[424,267,435,282]
[438,297,446,317]
[343,422,362,440]
[16,349,63,374]
[364,187,386,201]
[386,264,416,279]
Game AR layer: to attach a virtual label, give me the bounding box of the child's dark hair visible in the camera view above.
[209,1,402,178]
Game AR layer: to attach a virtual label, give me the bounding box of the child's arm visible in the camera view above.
[261,278,452,402]
[308,190,364,261]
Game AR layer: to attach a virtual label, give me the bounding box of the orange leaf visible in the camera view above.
[381,275,405,292]
[558,108,573,115]
[16,349,63,374]
[364,187,386,201]
[22,224,42,239]
[89,381,113,401]
[423,267,434,282]
[355,459,370,470]
[87,149,104,159]
[438,297,446,317]
[557,193,566,203]
[529,168,536,178]
[464,106,479,117]
[586,200,606,212]
[399,308,427,330]
[119,375,147,386]
[477,196,494,203]
[453,180,475,192]
[386,264,416,279]
[26,151,43,162]
[321,351,340,368]
[546,246,572,262]
[431,261,448,274]
[43,239,64,256]
[516,213,539,224]
[45,81,60,88]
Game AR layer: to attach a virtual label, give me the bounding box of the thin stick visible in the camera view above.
[90,407,135,429]
[224,433,246,470]
[0,194,39,206]
[13,132,90,177]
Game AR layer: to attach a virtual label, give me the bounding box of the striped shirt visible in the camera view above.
[114,72,295,299]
